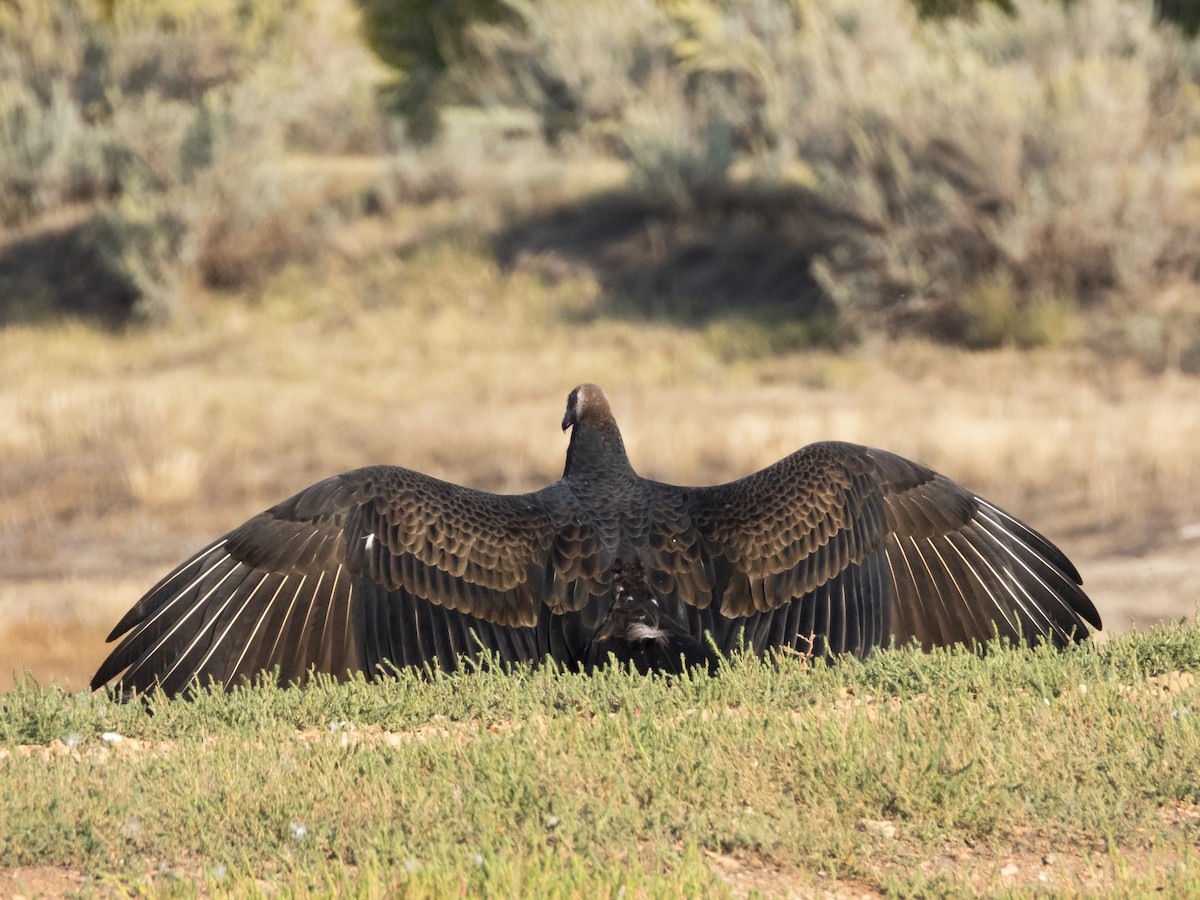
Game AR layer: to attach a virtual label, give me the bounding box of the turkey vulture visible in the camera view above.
[93,384,1100,696]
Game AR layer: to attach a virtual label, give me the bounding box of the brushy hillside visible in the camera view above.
[0,0,388,320]
[3,626,1200,895]
[1,0,1198,362]
[459,0,1200,352]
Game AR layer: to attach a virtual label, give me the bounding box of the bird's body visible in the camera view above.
[93,384,1101,696]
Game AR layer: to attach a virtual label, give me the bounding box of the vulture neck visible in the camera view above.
[564,420,635,482]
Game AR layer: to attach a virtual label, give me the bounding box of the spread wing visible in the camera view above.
[645,442,1100,658]
[91,466,608,696]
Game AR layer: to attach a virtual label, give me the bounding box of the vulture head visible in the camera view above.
[562,383,614,432]
[561,384,632,479]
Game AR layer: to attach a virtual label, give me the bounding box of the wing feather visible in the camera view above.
[658,441,1098,659]
[92,466,590,695]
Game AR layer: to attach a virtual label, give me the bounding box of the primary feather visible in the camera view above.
[93,383,1101,696]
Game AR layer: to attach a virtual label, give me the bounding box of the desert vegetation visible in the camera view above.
[2,0,1199,893]
[2,0,1198,354]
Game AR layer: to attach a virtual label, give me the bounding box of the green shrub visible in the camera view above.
[0,81,120,226]
[87,171,188,322]
[800,0,1200,342]
[1155,0,1200,35]
[623,93,734,211]
[357,0,512,139]
[436,0,1200,347]
[4,0,1199,341]
[957,273,1079,348]
[0,0,388,319]
[464,0,681,143]
[913,0,1016,16]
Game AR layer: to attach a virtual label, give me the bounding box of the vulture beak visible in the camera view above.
[562,407,576,432]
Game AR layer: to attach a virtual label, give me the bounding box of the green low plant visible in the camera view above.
[3,624,1200,893]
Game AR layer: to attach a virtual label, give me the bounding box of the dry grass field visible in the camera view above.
[2,200,1198,691]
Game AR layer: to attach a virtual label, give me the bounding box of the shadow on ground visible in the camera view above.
[0,215,137,328]
[1,181,854,334]
[492,183,852,328]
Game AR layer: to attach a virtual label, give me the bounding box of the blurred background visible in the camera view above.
[2,0,1199,690]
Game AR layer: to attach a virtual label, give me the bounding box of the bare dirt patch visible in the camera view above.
[707,821,1200,898]
[0,866,89,899]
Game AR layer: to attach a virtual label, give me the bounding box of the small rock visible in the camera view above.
[100,732,123,744]
[1043,853,1057,865]
[855,818,897,839]
[1001,864,1019,877]
[1169,671,1196,691]
[1077,684,1088,697]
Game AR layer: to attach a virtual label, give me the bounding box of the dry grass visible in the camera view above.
[2,202,1199,689]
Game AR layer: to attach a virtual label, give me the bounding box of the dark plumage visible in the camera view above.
[584,561,720,675]
[93,383,1101,696]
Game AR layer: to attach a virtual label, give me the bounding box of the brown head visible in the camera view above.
[560,384,632,480]
[562,383,616,432]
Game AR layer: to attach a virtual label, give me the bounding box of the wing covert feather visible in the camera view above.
[92,466,594,694]
[666,442,1098,654]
